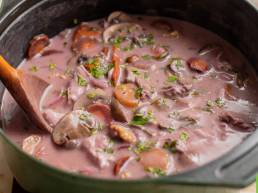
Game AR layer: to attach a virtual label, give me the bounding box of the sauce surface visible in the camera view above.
[2,12,258,179]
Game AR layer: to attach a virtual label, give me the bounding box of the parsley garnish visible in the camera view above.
[180,132,189,141]
[29,66,38,72]
[145,167,166,176]
[167,75,178,83]
[134,141,155,154]
[215,97,225,107]
[135,87,143,99]
[142,54,152,60]
[48,63,56,71]
[111,36,124,47]
[130,112,152,126]
[163,139,178,153]
[132,69,141,75]
[77,75,87,87]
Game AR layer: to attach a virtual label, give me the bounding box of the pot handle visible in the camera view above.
[170,133,258,187]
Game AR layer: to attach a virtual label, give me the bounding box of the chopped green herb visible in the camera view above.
[86,92,97,100]
[215,97,225,107]
[103,147,114,154]
[134,141,155,154]
[180,132,189,141]
[79,113,88,121]
[170,58,183,70]
[167,127,175,133]
[73,18,79,25]
[163,139,178,153]
[77,75,87,87]
[145,167,166,177]
[60,89,69,97]
[48,63,57,71]
[111,36,124,47]
[142,54,152,60]
[135,87,143,99]
[191,90,200,97]
[130,112,153,126]
[143,72,149,80]
[167,75,178,83]
[29,66,38,72]
[140,34,155,45]
[132,69,141,76]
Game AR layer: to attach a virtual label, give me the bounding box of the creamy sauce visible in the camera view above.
[2,13,258,179]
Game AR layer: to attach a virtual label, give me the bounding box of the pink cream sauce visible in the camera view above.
[1,14,258,179]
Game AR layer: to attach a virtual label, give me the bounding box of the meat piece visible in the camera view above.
[219,112,255,132]
[27,34,50,59]
[187,57,209,73]
[42,109,65,127]
[111,97,133,122]
[161,81,192,98]
[110,122,137,144]
[81,134,114,168]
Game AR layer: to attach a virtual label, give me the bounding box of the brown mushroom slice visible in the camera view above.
[103,23,142,43]
[110,122,137,144]
[72,23,101,43]
[52,110,102,145]
[73,88,109,110]
[107,11,132,25]
[114,156,130,175]
[139,148,169,171]
[87,103,112,126]
[187,57,209,73]
[111,97,133,123]
[22,135,42,156]
[27,34,50,59]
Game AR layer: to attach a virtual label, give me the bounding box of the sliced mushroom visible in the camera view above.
[110,122,137,144]
[52,110,102,145]
[139,148,169,171]
[114,156,130,175]
[27,34,50,59]
[103,23,142,43]
[107,11,132,25]
[111,97,133,123]
[22,135,42,156]
[73,88,110,110]
[187,57,209,73]
[87,103,112,126]
[151,45,169,60]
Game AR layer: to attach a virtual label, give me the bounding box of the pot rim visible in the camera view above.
[0,0,257,188]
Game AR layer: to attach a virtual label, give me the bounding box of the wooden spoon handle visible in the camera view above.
[0,55,19,90]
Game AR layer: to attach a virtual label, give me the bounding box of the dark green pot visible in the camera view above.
[0,0,258,192]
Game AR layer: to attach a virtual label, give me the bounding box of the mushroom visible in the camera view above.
[111,97,133,123]
[103,23,142,43]
[110,122,137,144]
[107,11,132,25]
[187,57,209,73]
[22,135,42,156]
[27,34,50,59]
[52,110,102,145]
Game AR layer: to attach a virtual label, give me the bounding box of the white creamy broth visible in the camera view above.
[2,12,258,179]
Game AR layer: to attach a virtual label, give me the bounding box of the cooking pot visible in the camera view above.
[0,0,258,192]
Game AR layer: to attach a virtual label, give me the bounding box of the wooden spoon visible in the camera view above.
[0,55,52,133]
